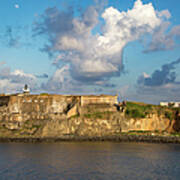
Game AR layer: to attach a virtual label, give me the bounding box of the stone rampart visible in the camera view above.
[0,94,117,121]
[0,94,179,138]
[3,94,80,114]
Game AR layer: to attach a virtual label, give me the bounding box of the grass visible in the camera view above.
[31,125,41,129]
[129,130,151,133]
[170,133,180,137]
[125,102,153,119]
[172,107,180,111]
[70,114,80,119]
[84,112,103,119]
[164,111,174,120]
[40,93,49,96]
[83,111,114,119]
[125,102,178,121]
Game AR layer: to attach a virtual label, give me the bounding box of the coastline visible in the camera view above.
[1,94,180,142]
[0,135,180,144]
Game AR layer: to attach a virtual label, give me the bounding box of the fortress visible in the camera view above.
[0,93,118,116]
[0,92,179,138]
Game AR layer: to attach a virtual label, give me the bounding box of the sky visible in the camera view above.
[0,0,180,104]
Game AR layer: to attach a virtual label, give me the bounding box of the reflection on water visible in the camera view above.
[0,142,180,180]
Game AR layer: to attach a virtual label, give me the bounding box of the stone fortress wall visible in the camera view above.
[8,94,78,114]
[1,94,118,113]
[0,94,118,123]
[0,93,177,137]
[80,95,118,106]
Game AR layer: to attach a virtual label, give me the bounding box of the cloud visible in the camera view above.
[41,65,114,94]
[0,25,33,49]
[0,63,37,93]
[0,61,6,66]
[35,73,48,79]
[41,65,85,93]
[4,26,20,48]
[14,4,19,9]
[158,10,171,19]
[144,13,180,53]
[135,58,180,103]
[134,83,180,104]
[34,0,171,92]
[137,58,180,86]
[41,65,70,92]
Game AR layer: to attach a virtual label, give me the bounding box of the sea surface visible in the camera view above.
[0,142,180,180]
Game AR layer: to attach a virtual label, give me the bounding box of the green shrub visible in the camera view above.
[125,102,152,118]
[171,133,180,137]
[84,112,103,119]
[129,130,150,133]
[70,114,79,119]
[125,109,130,116]
[164,111,173,120]
[125,109,145,118]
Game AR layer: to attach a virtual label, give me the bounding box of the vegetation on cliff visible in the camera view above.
[125,101,179,121]
[125,102,152,118]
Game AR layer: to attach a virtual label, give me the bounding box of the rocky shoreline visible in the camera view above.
[0,135,180,144]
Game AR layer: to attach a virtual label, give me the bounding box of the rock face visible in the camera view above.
[0,94,179,138]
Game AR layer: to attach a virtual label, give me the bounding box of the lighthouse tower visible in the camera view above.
[23,84,30,94]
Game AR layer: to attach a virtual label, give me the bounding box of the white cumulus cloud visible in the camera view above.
[0,63,37,93]
[34,0,178,92]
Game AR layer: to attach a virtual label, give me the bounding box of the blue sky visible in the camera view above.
[0,0,180,104]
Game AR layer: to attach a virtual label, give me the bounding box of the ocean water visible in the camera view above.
[0,142,180,180]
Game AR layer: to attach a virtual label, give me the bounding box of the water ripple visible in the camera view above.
[0,142,180,180]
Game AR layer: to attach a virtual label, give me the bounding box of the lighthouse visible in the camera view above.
[23,84,30,94]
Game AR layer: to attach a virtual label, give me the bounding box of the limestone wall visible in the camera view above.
[41,113,173,137]
[81,95,118,106]
[0,94,117,114]
[5,95,80,114]
[0,94,117,126]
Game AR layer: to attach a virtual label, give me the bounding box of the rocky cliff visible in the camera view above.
[0,94,179,138]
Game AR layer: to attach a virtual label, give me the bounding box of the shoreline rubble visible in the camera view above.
[0,135,180,144]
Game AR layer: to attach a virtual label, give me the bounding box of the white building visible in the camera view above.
[173,102,180,108]
[160,102,169,106]
[160,101,180,108]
